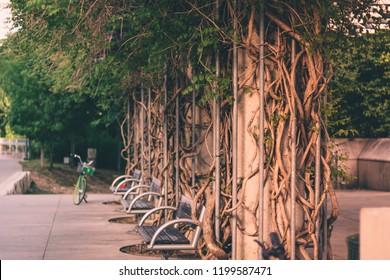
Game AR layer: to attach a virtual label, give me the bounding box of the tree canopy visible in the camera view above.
[0,45,97,165]
[329,30,390,137]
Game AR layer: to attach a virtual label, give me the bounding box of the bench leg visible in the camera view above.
[138,243,147,254]
[136,213,143,220]
[161,250,174,260]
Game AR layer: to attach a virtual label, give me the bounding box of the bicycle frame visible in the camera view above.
[72,154,95,205]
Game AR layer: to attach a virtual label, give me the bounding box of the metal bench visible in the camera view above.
[109,169,142,196]
[135,195,205,259]
[124,177,164,215]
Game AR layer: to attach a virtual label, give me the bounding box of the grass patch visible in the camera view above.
[20,159,120,194]
[20,159,76,186]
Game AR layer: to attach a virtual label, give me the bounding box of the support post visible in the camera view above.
[126,93,132,173]
[213,0,221,243]
[141,87,145,183]
[148,86,152,180]
[258,0,265,260]
[232,0,238,260]
[290,34,297,260]
[175,75,180,208]
[163,64,169,211]
[133,91,139,172]
[315,122,321,259]
[191,87,196,197]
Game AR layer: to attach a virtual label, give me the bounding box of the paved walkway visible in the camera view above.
[0,194,158,260]
[330,190,390,259]
[1,190,390,260]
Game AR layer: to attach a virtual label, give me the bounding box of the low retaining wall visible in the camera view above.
[334,138,390,191]
[0,171,32,196]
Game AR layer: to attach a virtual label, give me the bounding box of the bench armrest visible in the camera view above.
[110,175,133,192]
[110,175,135,188]
[126,192,161,213]
[123,184,150,199]
[149,218,198,248]
[113,178,141,194]
[138,206,177,226]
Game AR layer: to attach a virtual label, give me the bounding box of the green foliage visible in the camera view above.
[328,30,390,137]
[0,43,96,161]
[2,0,388,171]
[183,71,232,104]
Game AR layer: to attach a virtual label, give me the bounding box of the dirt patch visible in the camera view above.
[27,171,113,194]
[109,216,137,224]
[28,171,73,194]
[103,200,121,205]
[119,244,200,259]
[23,161,119,194]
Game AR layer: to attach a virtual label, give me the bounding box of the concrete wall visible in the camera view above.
[359,161,390,191]
[0,172,31,196]
[334,138,390,191]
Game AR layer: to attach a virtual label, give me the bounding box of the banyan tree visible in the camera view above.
[120,0,345,260]
[7,0,380,260]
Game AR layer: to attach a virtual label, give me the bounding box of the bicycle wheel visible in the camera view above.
[73,176,87,205]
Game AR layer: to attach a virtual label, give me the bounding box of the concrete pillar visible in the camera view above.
[360,207,390,259]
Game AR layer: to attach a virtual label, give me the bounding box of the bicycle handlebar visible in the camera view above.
[71,154,94,166]
[72,154,83,164]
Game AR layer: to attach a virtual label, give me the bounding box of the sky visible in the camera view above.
[0,0,11,40]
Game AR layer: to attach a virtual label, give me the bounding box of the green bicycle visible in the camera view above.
[72,154,95,205]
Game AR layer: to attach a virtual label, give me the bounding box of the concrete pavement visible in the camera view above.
[0,194,159,260]
[1,190,390,260]
[330,190,390,260]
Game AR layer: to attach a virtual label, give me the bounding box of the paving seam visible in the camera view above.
[42,195,62,260]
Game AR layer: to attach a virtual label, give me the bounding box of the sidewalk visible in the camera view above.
[0,194,159,260]
[329,190,390,260]
[1,190,390,260]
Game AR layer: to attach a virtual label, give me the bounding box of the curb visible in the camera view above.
[0,171,31,195]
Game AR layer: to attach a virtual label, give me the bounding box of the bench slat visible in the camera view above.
[163,226,189,244]
[122,198,155,211]
[132,200,154,210]
[136,225,190,245]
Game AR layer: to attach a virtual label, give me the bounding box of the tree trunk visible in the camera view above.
[40,143,45,168]
[49,147,54,170]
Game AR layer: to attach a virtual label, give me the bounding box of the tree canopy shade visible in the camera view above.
[0,44,96,166]
[2,0,388,260]
[328,30,390,138]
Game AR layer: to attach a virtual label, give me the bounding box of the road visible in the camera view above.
[0,155,23,195]
[0,155,22,183]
